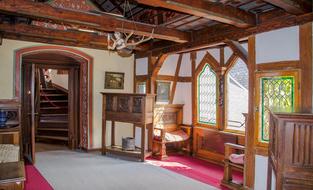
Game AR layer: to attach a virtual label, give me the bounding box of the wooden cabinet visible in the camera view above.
[101,93,155,161]
[268,112,313,190]
[0,100,22,159]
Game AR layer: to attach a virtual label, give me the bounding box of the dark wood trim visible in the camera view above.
[299,22,312,112]
[256,60,300,71]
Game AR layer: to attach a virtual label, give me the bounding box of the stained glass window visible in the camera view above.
[260,76,294,142]
[197,64,217,125]
[226,59,248,131]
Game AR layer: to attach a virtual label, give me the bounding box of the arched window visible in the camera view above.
[226,58,248,131]
[197,64,217,125]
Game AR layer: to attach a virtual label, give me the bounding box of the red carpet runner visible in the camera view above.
[147,154,243,190]
[25,165,53,190]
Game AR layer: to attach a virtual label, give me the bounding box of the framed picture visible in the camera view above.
[105,72,125,89]
[156,81,171,103]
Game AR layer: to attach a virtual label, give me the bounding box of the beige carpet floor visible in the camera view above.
[35,149,217,190]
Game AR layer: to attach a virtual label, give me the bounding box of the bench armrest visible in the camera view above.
[224,143,245,158]
[179,125,192,136]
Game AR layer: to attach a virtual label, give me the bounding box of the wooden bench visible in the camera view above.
[152,104,192,160]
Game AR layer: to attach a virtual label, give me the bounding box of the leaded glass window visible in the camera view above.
[260,76,294,142]
[197,64,217,125]
[226,59,248,131]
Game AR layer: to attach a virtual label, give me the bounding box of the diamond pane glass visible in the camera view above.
[226,59,248,131]
[197,64,217,125]
[260,76,294,142]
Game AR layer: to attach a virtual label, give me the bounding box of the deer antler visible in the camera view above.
[126,29,154,47]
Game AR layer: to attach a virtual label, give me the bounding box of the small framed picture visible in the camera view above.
[105,72,125,89]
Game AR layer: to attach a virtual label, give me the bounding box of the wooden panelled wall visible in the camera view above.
[134,22,312,189]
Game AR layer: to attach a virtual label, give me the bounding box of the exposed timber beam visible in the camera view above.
[262,0,311,15]
[136,0,255,28]
[145,11,313,55]
[0,23,110,49]
[225,40,248,64]
[0,0,190,43]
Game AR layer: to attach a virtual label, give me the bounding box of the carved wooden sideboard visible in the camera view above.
[267,112,313,190]
[101,93,155,161]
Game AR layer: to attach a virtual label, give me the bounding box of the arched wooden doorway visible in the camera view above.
[14,46,93,161]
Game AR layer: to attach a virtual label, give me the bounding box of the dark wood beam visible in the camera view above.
[0,23,109,49]
[0,0,190,43]
[262,0,311,15]
[224,40,248,64]
[147,11,313,55]
[136,0,255,28]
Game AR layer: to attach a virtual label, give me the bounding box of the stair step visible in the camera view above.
[40,107,67,110]
[40,120,68,124]
[41,88,56,91]
[40,100,68,103]
[40,114,68,117]
[36,135,68,141]
[40,94,67,97]
[37,127,68,132]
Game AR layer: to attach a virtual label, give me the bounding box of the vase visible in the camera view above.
[0,110,8,127]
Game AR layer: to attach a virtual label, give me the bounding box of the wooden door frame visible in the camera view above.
[15,46,93,150]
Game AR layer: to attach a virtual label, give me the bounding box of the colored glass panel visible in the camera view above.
[260,76,294,142]
[197,64,217,125]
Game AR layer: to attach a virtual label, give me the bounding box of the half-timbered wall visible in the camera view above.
[134,23,312,190]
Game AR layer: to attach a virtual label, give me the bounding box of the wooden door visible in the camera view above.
[68,67,80,150]
[22,64,39,163]
[255,70,300,147]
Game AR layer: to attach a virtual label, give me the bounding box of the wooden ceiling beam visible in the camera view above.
[136,0,256,28]
[0,23,110,49]
[0,0,190,43]
[262,0,311,15]
[144,11,313,56]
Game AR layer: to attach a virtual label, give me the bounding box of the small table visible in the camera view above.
[0,161,25,190]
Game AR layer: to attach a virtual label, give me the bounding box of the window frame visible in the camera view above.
[224,58,248,134]
[254,70,300,148]
[195,62,220,129]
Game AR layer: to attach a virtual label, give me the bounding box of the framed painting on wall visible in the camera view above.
[105,72,125,89]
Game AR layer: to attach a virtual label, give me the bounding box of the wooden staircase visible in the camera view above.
[36,86,69,144]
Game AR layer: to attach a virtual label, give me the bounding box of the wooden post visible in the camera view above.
[102,95,107,155]
[299,22,312,112]
[141,124,146,162]
[111,121,115,147]
[244,35,256,188]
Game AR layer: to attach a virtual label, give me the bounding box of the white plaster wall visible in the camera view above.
[173,82,192,124]
[49,69,69,90]
[0,39,134,149]
[256,26,299,64]
[179,53,191,77]
[136,57,148,75]
[254,155,268,190]
[158,54,179,75]
[196,48,220,68]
